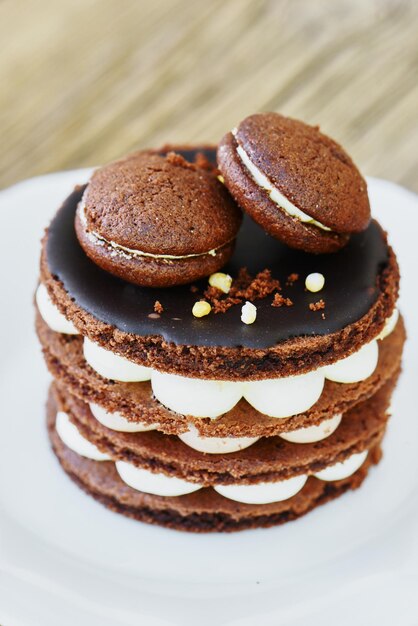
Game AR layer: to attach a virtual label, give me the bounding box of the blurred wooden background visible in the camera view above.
[1,0,417,191]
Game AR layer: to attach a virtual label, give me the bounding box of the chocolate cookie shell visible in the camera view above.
[217,113,370,253]
[75,151,242,287]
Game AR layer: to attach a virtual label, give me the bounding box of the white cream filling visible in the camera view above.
[279,413,342,444]
[115,461,202,496]
[36,284,78,335]
[89,403,158,433]
[232,134,331,232]
[243,371,325,419]
[112,450,368,503]
[214,474,308,504]
[321,340,378,384]
[82,336,379,418]
[88,404,341,451]
[56,411,111,461]
[178,424,259,454]
[314,450,368,481]
[151,369,325,419]
[78,202,220,260]
[83,338,152,382]
[378,308,399,340]
[57,411,368,503]
[151,371,243,419]
[114,449,367,502]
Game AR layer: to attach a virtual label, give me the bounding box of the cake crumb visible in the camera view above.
[204,268,282,314]
[190,285,199,293]
[154,300,164,314]
[286,273,299,285]
[272,293,293,307]
[166,151,196,170]
[233,267,252,289]
[195,152,215,171]
[309,299,326,311]
[200,266,294,315]
[321,312,326,320]
[235,268,280,300]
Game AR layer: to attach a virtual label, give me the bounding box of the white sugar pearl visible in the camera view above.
[209,272,232,294]
[305,273,325,293]
[241,301,257,324]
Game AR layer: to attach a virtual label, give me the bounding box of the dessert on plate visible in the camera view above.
[35,113,404,532]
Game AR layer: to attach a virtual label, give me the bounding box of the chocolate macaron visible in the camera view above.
[75,151,242,287]
[217,113,370,254]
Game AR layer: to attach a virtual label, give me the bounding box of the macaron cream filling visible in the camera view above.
[232,129,332,233]
[78,201,230,261]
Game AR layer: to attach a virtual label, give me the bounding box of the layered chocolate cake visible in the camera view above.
[35,115,404,532]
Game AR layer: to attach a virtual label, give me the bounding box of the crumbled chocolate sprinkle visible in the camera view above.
[194,152,218,172]
[203,288,241,314]
[309,299,326,311]
[204,268,283,314]
[165,151,196,170]
[272,293,293,307]
[286,273,299,286]
[235,268,280,300]
[190,285,199,293]
[232,267,252,289]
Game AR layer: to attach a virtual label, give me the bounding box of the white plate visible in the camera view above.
[0,172,417,626]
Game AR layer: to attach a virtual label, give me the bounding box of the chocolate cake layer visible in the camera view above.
[53,376,394,485]
[36,312,405,437]
[47,391,382,533]
[39,148,399,380]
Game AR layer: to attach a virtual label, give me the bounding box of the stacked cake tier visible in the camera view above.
[35,148,404,532]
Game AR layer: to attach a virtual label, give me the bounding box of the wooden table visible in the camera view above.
[1,0,417,192]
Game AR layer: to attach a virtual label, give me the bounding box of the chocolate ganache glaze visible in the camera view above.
[46,148,389,349]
